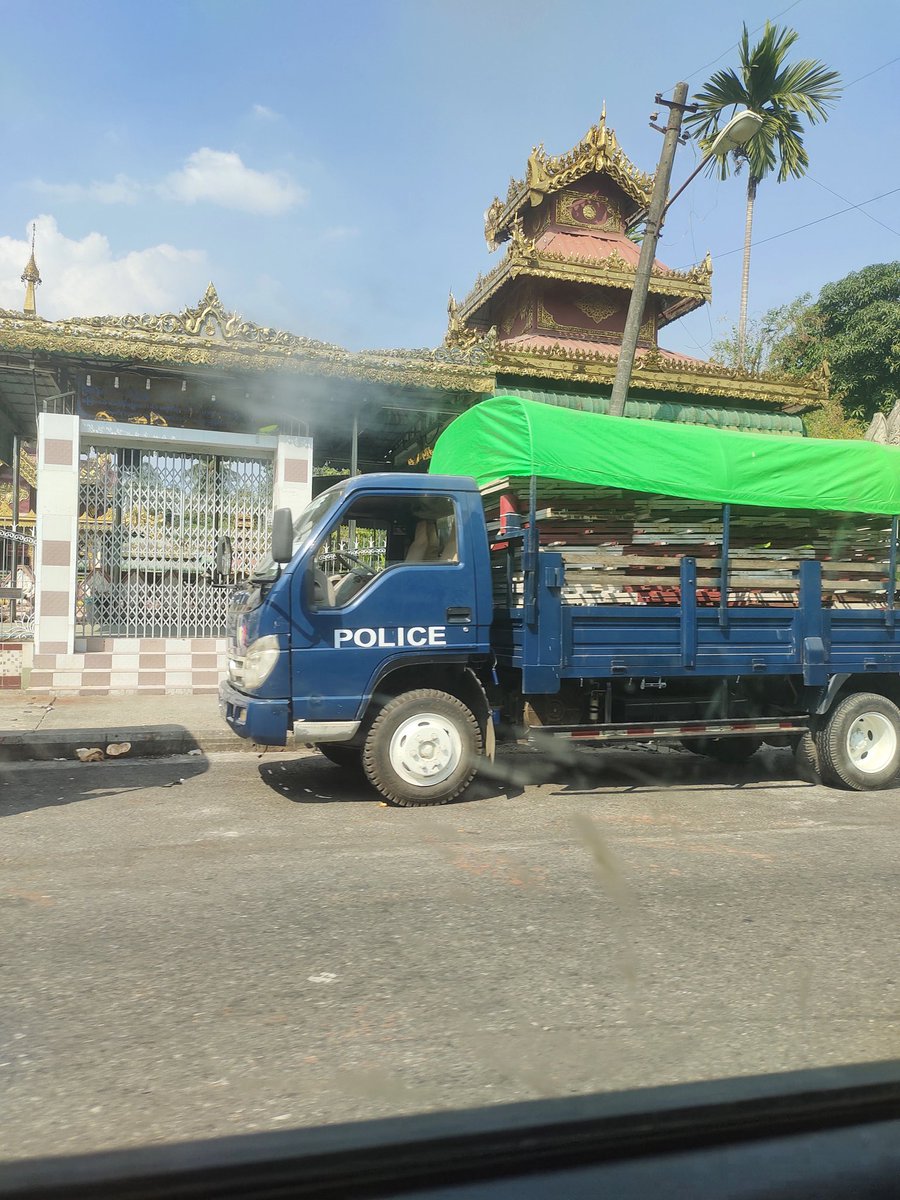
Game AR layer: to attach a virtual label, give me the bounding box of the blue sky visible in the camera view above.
[0,0,896,361]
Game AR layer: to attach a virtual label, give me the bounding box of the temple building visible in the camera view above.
[0,106,825,692]
[445,108,824,433]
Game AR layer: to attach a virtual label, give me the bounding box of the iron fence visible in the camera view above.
[76,443,273,638]
[0,527,35,639]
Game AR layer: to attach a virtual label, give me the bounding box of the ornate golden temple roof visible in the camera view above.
[452,217,713,332]
[0,284,495,393]
[484,108,655,251]
[491,338,828,411]
[0,283,825,422]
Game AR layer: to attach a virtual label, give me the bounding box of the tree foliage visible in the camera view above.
[773,262,900,425]
[709,263,900,439]
[710,295,812,374]
[685,23,841,186]
[684,23,840,363]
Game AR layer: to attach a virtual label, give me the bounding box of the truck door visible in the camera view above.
[290,489,485,723]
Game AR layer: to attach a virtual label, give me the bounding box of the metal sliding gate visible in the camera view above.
[76,441,273,638]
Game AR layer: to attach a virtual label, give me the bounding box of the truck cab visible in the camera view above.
[219,474,494,805]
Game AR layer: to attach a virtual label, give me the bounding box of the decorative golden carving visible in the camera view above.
[508,215,538,260]
[491,340,826,406]
[572,298,619,327]
[484,198,505,251]
[455,241,712,329]
[484,111,654,249]
[535,298,652,345]
[511,295,532,336]
[526,145,552,205]
[536,299,559,332]
[556,191,623,233]
[536,299,604,340]
[5,447,37,488]
[60,283,342,354]
[445,290,499,351]
[526,249,711,299]
[0,285,496,394]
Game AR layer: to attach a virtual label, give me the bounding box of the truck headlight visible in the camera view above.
[241,635,281,690]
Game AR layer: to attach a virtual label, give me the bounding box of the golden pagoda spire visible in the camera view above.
[21,224,41,318]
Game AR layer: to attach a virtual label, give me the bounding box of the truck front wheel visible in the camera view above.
[816,692,900,790]
[362,688,483,807]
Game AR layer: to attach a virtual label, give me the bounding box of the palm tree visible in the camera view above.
[685,22,840,365]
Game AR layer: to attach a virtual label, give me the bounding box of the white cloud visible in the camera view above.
[0,215,206,319]
[33,173,141,205]
[160,148,306,215]
[251,103,281,121]
[31,149,306,216]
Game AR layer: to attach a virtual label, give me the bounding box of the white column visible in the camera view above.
[34,412,80,654]
[273,435,313,519]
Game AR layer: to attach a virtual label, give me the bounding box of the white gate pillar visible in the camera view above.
[34,412,80,653]
[273,434,313,519]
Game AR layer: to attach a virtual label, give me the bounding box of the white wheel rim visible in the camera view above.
[846,711,897,774]
[389,711,463,789]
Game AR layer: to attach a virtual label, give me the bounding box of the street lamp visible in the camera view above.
[608,96,764,418]
[662,109,764,220]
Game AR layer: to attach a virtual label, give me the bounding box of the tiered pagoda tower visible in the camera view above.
[446,108,714,378]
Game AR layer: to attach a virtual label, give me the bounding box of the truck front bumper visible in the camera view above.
[218,679,290,746]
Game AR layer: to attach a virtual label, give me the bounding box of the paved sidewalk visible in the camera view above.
[0,691,284,762]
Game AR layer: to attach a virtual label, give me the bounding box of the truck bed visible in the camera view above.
[483,479,900,689]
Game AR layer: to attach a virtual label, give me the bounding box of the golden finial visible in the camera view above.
[21,224,41,318]
[601,99,607,124]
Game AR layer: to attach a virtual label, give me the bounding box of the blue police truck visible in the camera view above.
[220,396,900,806]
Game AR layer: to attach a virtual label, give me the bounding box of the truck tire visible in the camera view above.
[362,688,483,807]
[316,743,363,772]
[815,691,900,791]
[793,731,821,784]
[681,736,761,763]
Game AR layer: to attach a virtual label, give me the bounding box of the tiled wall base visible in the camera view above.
[0,642,29,690]
[29,637,227,695]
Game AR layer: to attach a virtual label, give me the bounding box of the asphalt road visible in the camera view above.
[1,743,899,1161]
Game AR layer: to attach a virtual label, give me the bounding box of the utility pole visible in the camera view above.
[608,82,692,418]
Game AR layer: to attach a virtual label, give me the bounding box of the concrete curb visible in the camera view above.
[0,726,276,763]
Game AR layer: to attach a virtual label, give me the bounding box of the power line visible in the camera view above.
[844,54,900,89]
[680,185,900,266]
[806,175,900,238]
[672,0,805,89]
[672,13,895,106]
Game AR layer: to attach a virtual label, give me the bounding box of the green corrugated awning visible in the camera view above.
[493,387,806,436]
[430,395,900,515]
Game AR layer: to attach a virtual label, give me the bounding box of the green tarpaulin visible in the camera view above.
[429,395,900,515]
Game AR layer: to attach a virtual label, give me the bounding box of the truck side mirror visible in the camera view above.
[271,508,294,563]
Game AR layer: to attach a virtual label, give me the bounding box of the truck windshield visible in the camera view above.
[250,482,348,582]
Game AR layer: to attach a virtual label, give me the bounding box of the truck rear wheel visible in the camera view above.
[362,688,482,807]
[816,692,900,790]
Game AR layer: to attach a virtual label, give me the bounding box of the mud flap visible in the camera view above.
[485,711,496,762]
[462,667,496,763]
